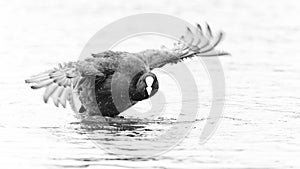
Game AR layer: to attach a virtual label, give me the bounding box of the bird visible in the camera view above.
[25,23,229,117]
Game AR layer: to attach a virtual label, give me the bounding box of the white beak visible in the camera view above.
[145,76,154,96]
[146,87,152,96]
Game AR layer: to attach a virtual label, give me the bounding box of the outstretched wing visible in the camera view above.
[141,23,229,69]
[25,60,104,108]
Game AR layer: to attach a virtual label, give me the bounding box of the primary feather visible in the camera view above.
[25,60,105,108]
[139,23,228,70]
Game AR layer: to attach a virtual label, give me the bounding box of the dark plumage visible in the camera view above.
[25,23,229,117]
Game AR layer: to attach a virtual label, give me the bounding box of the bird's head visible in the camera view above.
[129,71,159,101]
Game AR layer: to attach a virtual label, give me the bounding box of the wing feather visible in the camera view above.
[43,83,59,103]
[143,23,229,70]
[25,61,105,108]
[51,86,64,107]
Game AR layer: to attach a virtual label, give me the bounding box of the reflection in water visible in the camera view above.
[77,116,174,132]
[45,116,199,168]
[74,115,202,139]
[47,115,203,158]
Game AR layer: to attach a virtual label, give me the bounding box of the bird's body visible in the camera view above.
[25,23,228,117]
